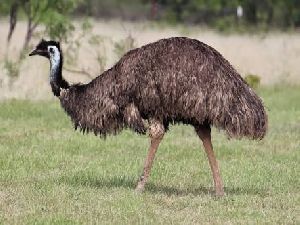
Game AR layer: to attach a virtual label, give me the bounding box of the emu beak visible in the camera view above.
[29,49,38,56]
[29,49,46,56]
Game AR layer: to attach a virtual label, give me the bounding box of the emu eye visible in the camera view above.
[49,47,54,53]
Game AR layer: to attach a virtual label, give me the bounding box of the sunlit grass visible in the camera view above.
[0,86,299,224]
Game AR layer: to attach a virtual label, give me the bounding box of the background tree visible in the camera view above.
[0,0,81,81]
[3,0,81,52]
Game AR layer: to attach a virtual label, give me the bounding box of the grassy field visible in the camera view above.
[0,86,299,224]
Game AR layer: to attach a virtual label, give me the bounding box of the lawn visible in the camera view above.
[0,86,299,224]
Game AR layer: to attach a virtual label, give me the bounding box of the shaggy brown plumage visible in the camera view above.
[61,37,267,139]
[29,37,268,196]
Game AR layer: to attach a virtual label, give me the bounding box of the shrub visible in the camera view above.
[4,58,20,80]
[113,35,136,58]
[244,74,261,89]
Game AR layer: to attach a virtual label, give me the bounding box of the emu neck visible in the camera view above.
[49,51,62,83]
[49,51,69,96]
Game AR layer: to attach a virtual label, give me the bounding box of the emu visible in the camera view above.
[29,37,267,196]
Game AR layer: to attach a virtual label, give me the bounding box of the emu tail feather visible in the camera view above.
[208,81,267,140]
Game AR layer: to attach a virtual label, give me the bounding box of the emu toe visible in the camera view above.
[135,183,145,193]
[215,189,225,197]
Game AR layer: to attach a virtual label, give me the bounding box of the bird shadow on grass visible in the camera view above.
[57,174,269,197]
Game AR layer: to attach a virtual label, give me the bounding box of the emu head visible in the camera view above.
[29,39,67,97]
[29,39,61,60]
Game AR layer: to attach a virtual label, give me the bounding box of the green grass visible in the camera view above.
[0,86,299,224]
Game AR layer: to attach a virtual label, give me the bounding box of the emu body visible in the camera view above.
[29,37,267,196]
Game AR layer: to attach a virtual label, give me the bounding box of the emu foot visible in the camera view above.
[135,174,147,193]
[135,183,145,193]
[215,188,225,197]
[135,176,146,193]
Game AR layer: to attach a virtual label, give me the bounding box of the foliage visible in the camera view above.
[75,0,150,19]
[245,74,261,89]
[1,0,81,80]
[64,19,92,67]
[63,19,109,77]
[1,0,299,82]
[62,18,137,78]
[113,35,137,59]
[43,11,75,41]
[158,0,300,29]
[72,0,300,29]
[88,34,108,74]
[1,0,300,30]
[1,0,80,49]
[3,58,21,80]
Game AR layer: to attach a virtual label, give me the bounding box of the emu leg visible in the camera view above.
[135,119,165,192]
[196,125,224,196]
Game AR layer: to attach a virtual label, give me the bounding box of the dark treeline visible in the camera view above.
[75,0,300,28]
[1,0,300,29]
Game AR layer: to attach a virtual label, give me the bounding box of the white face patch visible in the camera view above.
[48,45,60,66]
[48,45,61,82]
